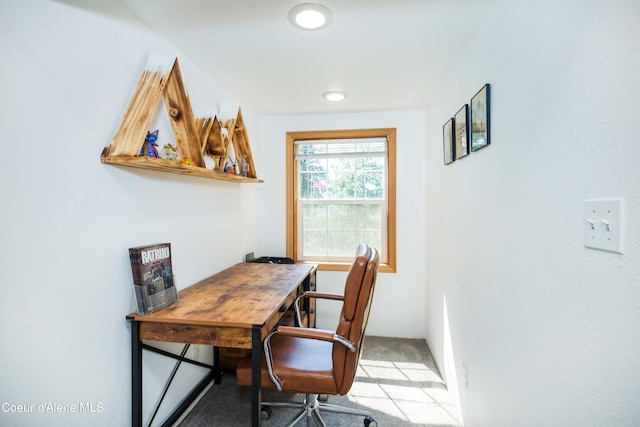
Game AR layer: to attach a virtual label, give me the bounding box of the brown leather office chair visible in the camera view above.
[237,243,380,426]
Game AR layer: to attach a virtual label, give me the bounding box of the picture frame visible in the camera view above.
[470,83,490,151]
[454,104,469,160]
[443,118,455,165]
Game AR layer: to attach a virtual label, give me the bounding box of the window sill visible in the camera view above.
[296,260,395,273]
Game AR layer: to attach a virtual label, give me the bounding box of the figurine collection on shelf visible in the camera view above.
[139,129,188,164]
[136,126,250,177]
[223,154,249,176]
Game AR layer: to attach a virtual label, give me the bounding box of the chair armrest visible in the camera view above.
[263,326,356,391]
[293,292,344,326]
[301,291,344,301]
[276,325,335,340]
[277,326,356,352]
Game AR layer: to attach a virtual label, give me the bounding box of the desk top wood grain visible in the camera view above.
[127,263,314,328]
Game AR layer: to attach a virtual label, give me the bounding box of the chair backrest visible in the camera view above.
[332,243,380,394]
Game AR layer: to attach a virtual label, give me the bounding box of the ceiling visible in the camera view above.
[74,0,497,115]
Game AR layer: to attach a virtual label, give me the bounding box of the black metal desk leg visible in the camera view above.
[131,321,143,427]
[213,346,221,384]
[251,325,262,427]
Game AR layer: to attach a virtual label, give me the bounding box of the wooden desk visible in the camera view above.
[127,262,316,427]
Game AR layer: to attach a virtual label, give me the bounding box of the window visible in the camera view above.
[286,128,396,272]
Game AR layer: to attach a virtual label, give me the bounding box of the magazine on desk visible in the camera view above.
[129,242,178,315]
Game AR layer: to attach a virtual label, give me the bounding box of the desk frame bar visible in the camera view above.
[147,344,190,426]
[158,371,215,427]
[130,320,218,427]
[132,321,143,427]
[251,325,262,427]
[141,343,215,371]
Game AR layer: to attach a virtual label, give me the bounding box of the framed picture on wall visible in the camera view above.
[454,104,469,160]
[471,83,490,151]
[443,118,455,165]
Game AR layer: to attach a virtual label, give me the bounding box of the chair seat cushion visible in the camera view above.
[236,335,338,395]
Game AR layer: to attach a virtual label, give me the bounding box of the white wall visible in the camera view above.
[0,1,261,426]
[4,0,638,426]
[425,0,640,425]
[259,110,427,338]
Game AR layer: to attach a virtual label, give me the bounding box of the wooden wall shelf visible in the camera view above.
[100,155,263,183]
[101,54,262,184]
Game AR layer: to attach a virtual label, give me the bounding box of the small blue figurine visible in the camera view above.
[140,130,160,158]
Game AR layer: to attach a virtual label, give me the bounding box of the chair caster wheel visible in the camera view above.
[364,416,377,427]
[260,406,272,420]
[318,394,329,402]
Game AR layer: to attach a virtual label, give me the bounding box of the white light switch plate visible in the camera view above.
[583,199,624,254]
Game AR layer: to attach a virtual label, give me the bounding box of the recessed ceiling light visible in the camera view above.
[322,91,348,102]
[288,3,333,31]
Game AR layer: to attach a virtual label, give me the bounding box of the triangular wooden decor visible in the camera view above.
[197,115,226,170]
[101,55,262,183]
[161,59,204,167]
[102,57,171,157]
[218,107,257,178]
[195,115,214,153]
[220,114,236,167]
[102,54,204,167]
[231,108,257,179]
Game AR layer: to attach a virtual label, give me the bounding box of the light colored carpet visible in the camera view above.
[177,336,462,426]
